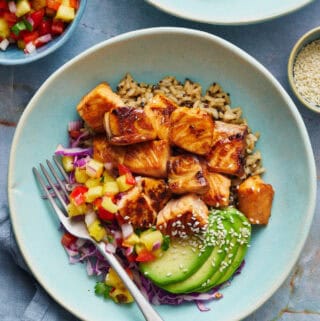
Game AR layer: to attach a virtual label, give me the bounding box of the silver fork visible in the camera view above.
[33,157,164,321]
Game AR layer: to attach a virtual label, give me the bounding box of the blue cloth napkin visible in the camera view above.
[0,126,77,321]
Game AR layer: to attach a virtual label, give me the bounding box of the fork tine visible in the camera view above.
[39,163,69,213]
[46,159,69,198]
[33,167,68,216]
[53,155,69,182]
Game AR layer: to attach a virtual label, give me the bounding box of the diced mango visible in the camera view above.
[17,40,25,50]
[105,268,122,288]
[105,268,133,303]
[85,186,104,203]
[109,287,133,304]
[62,156,74,172]
[134,242,146,255]
[88,220,106,242]
[103,181,119,195]
[74,167,89,183]
[101,196,118,213]
[55,4,75,22]
[85,178,102,188]
[122,233,140,247]
[102,171,116,183]
[86,159,104,178]
[16,0,32,17]
[67,202,87,217]
[116,175,133,192]
[140,229,163,251]
[0,18,10,39]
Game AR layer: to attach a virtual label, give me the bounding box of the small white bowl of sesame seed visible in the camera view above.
[288,26,320,113]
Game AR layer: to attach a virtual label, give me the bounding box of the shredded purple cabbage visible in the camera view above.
[62,237,245,311]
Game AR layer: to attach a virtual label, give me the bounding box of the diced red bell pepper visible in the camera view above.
[70,185,88,205]
[115,213,126,226]
[46,0,61,11]
[126,252,137,263]
[23,31,39,44]
[97,207,115,222]
[9,32,19,41]
[125,172,135,185]
[51,20,65,35]
[118,164,131,175]
[38,19,52,36]
[93,198,116,222]
[3,12,17,27]
[30,9,45,29]
[118,164,135,185]
[0,0,8,10]
[61,232,77,247]
[135,249,156,262]
[69,0,79,9]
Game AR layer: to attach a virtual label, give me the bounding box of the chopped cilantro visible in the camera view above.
[95,282,112,299]
[161,235,170,251]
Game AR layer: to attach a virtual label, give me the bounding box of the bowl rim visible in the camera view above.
[0,0,87,65]
[288,26,320,113]
[144,0,313,25]
[8,27,317,321]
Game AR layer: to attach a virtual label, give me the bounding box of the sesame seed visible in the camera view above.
[293,39,320,106]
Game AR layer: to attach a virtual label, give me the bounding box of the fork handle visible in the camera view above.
[95,242,164,321]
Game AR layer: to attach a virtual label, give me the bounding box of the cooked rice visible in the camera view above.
[116,73,264,179]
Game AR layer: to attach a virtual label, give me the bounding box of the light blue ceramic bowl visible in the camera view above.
[145,0,313,25]
[8,28,316,321]
[0,0,87,65]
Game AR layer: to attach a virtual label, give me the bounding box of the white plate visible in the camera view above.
[145,0,313,24]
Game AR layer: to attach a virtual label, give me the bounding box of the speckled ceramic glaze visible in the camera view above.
[0,0,87,65]
[8,28,316,321]
[145,0,313,24]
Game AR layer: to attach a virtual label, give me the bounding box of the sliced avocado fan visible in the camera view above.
[139,207,251,293]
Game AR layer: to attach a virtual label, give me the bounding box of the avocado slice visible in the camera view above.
[161,218,234,293]
[139,235,213,286]
[140,208,251,290]
[213,215,251,285]
[197,210,251,292]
